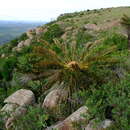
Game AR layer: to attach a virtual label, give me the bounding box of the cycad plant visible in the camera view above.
[18,39,121,103]
[121,14,130,49]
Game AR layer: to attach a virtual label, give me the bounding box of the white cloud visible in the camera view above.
[0,0,129,21]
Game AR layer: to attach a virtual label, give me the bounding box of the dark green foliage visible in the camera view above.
[103,33,128,50]
[121,14,130,49]
[7,106,48,130]
[0,112,5,129]
[0,56,17,81]
[121,14,130,27]
[85,76,130,130]
[76,30,94,45]
[0,56,17,104]
[42,24,64,43]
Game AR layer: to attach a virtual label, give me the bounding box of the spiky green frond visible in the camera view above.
[121,14,130,27]
[18,39,121,94]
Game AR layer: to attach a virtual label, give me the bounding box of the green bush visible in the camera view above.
[2,106,49,130]
[85,75,130,130]
[42,24,64,43]
[0,56,17,81]
[102,33,127,50]
[76,30,94,45]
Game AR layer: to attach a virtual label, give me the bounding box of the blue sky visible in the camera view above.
[0,0,129,21]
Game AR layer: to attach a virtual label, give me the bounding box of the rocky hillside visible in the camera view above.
[0,7,130,130]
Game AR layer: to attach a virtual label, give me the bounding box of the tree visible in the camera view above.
[121,14,130,49]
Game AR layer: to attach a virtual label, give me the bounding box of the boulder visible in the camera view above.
[61,32,68,40]
[1,104,18,113]
[13,39,32,52]
[4,89,35,106]
[35,27,45,35]
[65,27,73,31]
[1,53,5,58]
[1,89,35,129]
[85,119,113,130]
[42,88,67,111]
[84,24,99,31]
[23,39,32,46]
[46,106,88,130]
[26,29,35,39]
[17,41,24,48]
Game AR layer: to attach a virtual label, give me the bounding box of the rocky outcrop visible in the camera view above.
[4,89,35,106]
[23,39,32,46]
[12,26,48,52]
[1,89,35,129]
[46,106,88,130]
[35,27,47,35]
[1,104,18,114]
[84,24,99,31]
[42,88,68,112]
[13,39,32,52]
[26,29,35,39]
[17,41,25,48]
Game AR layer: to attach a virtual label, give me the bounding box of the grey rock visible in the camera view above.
[4,89,35,106]
[46,106,88,130]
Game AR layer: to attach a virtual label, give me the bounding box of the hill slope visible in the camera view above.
[0,7,130,130]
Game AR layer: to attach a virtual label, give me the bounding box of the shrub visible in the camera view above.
[42,24,64,43]
[0,56,17,81]
[85,75,130,130]
[102,33,127,50]
[4,106,49,130]
[76,31,94,45]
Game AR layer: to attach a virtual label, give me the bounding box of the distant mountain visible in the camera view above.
[0,21,46,44]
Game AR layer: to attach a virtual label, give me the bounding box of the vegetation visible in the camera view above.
[85,76,130,130]
[42,24,64,43]
[0,7,130,130]
[12,106,49,130]
[121,14,130,49]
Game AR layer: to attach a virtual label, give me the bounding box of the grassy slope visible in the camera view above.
[43,6,129,46]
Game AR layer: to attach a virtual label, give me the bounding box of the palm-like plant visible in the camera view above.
[121,14,130,49]
[19,39,120,97]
